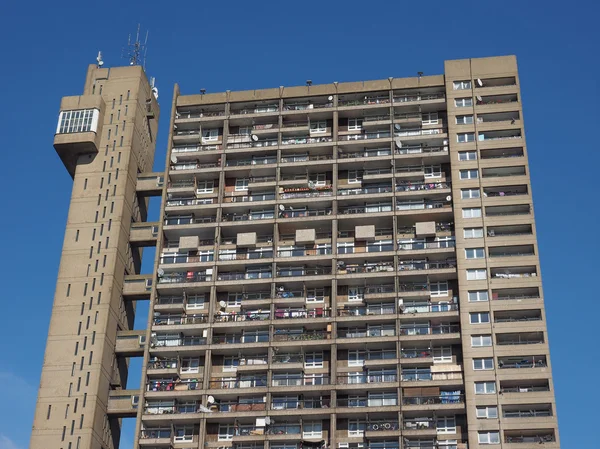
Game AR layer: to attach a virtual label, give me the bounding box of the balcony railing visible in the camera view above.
[226,157,277,166]
[400,349,432,359]
[272,354,304,364]
[210,377,268,388]
[400,324,460,336]
[401,303,459,313]
[339,131,391,141]
[398,260,456,271]
[280,189,333,199]
[277,248,332,257]
[396,200,450,211]
[500,385,550,393]
[272,376,330,387]
[213,311,271,322]
[338,306,396,317]
[398,240,455,250]
[147,357,178,370]
[140,429,171,439]
[339,185,394,195]
[153,314,209,325]
[396,181,451,192]
[274,308,330,319]
[336,373,398,384]
[158,272,211,283]
[153,336,208,347]
[218,251,273,261]
[272,330,330,342]
[217,272,272,281]
[282,136,333,145]
[403,419,435,430]
[271,398,330,409]
[393,92,445,103]
[505,435,555,444]
[146,379,201,391]
[281,154,333,163]
[277,267,332,277]
[504,409,552,418]
[394,128,444,137]
[365,284,396,294]
[338,329,396,339]
[224,193,276,203]
[401,394,463,405]
[396,145,448,155]
[367,422,400,431]
[222,212,275,222]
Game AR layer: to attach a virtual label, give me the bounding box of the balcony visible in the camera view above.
[227,138,278,150]
[478,129,522,142]
[505,433,555,444]
[172,143,222,153]
[210,376,268,389]
[153,313,209,326]
[494,310,542,323]
[272,374,330,388]
[393,127,445,138]
[500,382,550,394]
[396,181,451,193]
[337,327,396,339]
[485,204,531,217]
[398,259,456,272]
[398,239,456,251]
[491,266,537,280]
[230,104,279,116]
[274,308,330,319]
[222,210,275,222]
[395,145,448,156]
[399,324,460,336]
[339,184,394,196]
[480,147,524,159]
[393,92,445,104]
[272,330,331,342]
[489,245,535,258]
[492,287,540,301]
[338,262,394,274]
[276,266,332,277]
[281,153,333,163]
[213,311,271,323]
[338,304,396,317]
[276,247,332,258]
[271,397,331,410]
[164,214,217,226]
[339,94,390,107]
[282,136,333,145]
[498,356,547,369]
[280,187,333,200]
[339,131,391,141]
[226,156,277,166]
[157,271,212,284]
[396,200,451,212]
[482,165,526,178]
[217,270,272,281]
[340,204,393,215]
[152,335,208,348]
[146,378,201,392]
[147,357,179,371]
[224,193,276,203]
[401,302,458,314]
[401,394,463,406]
[476,93,518,105]
[339,147,392,159]
[218,249,274,261]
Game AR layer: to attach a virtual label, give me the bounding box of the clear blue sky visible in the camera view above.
[0,1,597,448]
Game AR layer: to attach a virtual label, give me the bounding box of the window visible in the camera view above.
[180,357,200,373]
[433,346,452,363]
[472,335,493,347]
[218,424,235,441]
[462,208,482,219]
[305,352,324,368]
[423,165,442,178]
[467,269,487,280]
[476,406,498,419]
[470,312,490,324]
[348,420,366,437]
[348,287,364,302]
[458,152,477,164]
[453,80,472,90]
[456,115,474,125]
[464,228,484,239]
[465,248,485,259]
[238,126,252,135]
[461,188,480,199]
[196,180,214,193]
[460,169,478,179]
[303,421,322,438]
[186,294,205,309]
[223,356,239,371]
[475,381,496,394]
[338,241,355,255]
[310,121,327,133]
[348,170,363,184]
[56,109,100,134]
[367,391,397,406]
[430,281,449,297]
[235,178,249,191]
[174,426,194,442]
[457,133,475,143]
[436,416,456,434]
[348,350,365,367]
[468,290,489,302]
[478,431,500,444]
[202,128,219,142]
[455,98,473,107]
[473,358,494,370]
[422,112,439,125]
[348,118,363,130]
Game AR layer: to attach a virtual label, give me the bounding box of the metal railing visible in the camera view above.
[272,331,330,341]
[339,185,394,195]
[396,181,451,192]
[213,311,271,322]
[393,92,445,103]
[153,314,209,325]
[402,394,463,405]
[400,324,460,335]
[158,272,211,283]
[274,308,331,319]
[339,131,391,141]
[398,260,456,271]
[396,145,447,155]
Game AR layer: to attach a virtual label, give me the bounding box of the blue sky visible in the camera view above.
[0,0,598,448]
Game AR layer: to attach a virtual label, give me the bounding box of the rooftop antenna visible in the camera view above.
[200,88,206,95]
[123,24,149,68]
[96,51,104,67]
[306,80,312,86]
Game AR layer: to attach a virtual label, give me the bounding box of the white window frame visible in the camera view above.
[348,350,366,367]
[348,118,363,131]
[180,357,200,373]
[430,281,449,297]
[436,416,457,434]
[457,133,475,143]
[458,150,477,161]
[348,419,366,437]
[306,288,326,303]
[309,173,327,186]
[196,180,214,194]
[478,431,500,444]
[367,391,397,406]
[174,425,194,442]
[226,292,243,307]
[235,178,249,191]
[476,406,499,419]
[472,335,493,347]
[57,109,100,134]
[238,126,252,135]
[456,115,474,125]
[202,128,219,142]
[348,287,364,302]
[422,112,439,125]
[223,355,239,372]
[460,169,479,180]
[303,421,323,438]
[310,121,327,133]
[475,381,496,394]
[218,424,235,441]
[453,80,472,90]
[348,170,363,184]
[305,352,324,369]
[433,346,452,363]
[470,312,490,324]
[473,358,495,370]
[466,269,487,280]
[423,164,442,178]
[186,293,205,309]
[464,228,484,239]
[462,208,482,219]
[461,188,480,199]
[468,290,489,302]
[455,97,473,107]
[465,248,485,259]
[337,241,355,255]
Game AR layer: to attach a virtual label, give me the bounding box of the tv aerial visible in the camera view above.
[123,24,148,68]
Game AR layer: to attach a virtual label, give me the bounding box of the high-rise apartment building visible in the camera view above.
[32,55,559,449]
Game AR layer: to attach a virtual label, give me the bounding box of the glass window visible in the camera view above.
[433,346,452,363]
[478,431,500,444]
[57,109,100,134]
[460,169,478,179]
[461,188,480,199]
[305,352,324,369]
[457,133,475,143]
[430,281,449,297]
[476,406,498,419]
[422,112,439,125]
[174,425,194,442]
[470,312,490,324]
[473,358,494,370]
[310,121,327,133]
[235,178,249,191]
[468,290,489,302]
[453,80,472,90]
[462,208,482,219]
[458,150,477,161]
[472,335,493,347]
[303,421,322,438]
[348,420,366,437]
[348,170,363,183]
[464,228,484,239]
[348,350,365,367]
[466,269,487,280]
[218,424,235,440]
[423,165,442,178]
[223,356,239,371]
[455,98,473,107]
[465,248,485,259]
[196,180,214,193]
[202,128,219,142]
[348,118,363,130]
[436,416,456,434]
[456,115,474,125]
[475,381,496,394]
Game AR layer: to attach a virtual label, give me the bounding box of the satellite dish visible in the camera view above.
[170,155,178,164]
[327,95,333,101]
[152,87,159,100]
[477,78,483,87]
[394,138,403,148]
[157,268,165,277]
[394,124,402,131]
[279,204,285,211]
[207,395,215,404]
[308,181,316,190]
[219,300,227,309]
[446,195,452,202]
[251,134,259,142]
[265,416,271,425]
[476,95,483,102]
[96,51,104,67]
[153,312,161,317]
